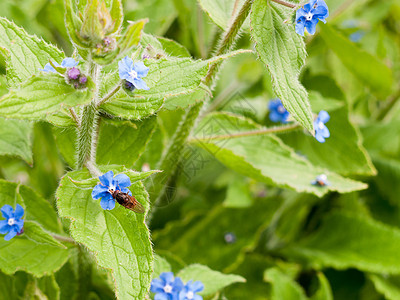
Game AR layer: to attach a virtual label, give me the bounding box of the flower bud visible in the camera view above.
[67,67,81,80]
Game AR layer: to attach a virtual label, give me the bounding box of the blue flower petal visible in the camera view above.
[320,125,330,138]
[15,219,24,231]
[133,78,150,90]
[296,7,308,19]
[133,61,149,78]
[100,198,116,210]
[305,18,319,35]
[295,21,305,36]
[173,277,184,291]
[99,171,114,187]
[40,63,57,72]
[193,295,202,300]
[318,110,330,123]
[4,227,18,241]
[1,204,14,219]
[0,220,9,234]
[155,294,169,300]
[160,272,175,284]
[92,184,109,200]
[151,278,166,293]
[315,0,329,17]
[119,56,134,80]
[114,174,131,189]
[14,204,24,219]
[190,281,204,292]
[315,132,326,143]
[61,58,78,68]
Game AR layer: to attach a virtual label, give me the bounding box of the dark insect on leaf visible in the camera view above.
[112,190,145,213]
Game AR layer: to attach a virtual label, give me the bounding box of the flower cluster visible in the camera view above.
[268,99,289,123]
[92,171,132,210]
[0,204,24,241]
[314,110,330,143]
[151,272,204,300]
[118,56,150,91]
[295,0,329,36]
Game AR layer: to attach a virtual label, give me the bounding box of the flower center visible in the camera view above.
[277,105,286,114]
[306,12,313,21]
[163,284,173,293]
[187,291,194,299]
[8,218,15,226]
[318,121,324,130]
[129,70,138,79]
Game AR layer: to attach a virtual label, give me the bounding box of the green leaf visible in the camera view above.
[157,36,191,58]
[153,254,172,278]
[99,58,209,119]
[96,118,157,166]
[0,17,64,87]
[117,19,147,58]
[37,275,61,300]
[264,268,307,300]
[163,88,209,111]
[369,274,400,300]
[46,108,77,127]
[56,166,153,300]
[0,118,33,164]
[224,175,253,208]
[250,0,314,133]
[53,126,77,168]
[0,74,93,121]
[110,0,123,34]
[320,23,393,98]
[177,264,246,296]
[283,212,400,274]
[282,105,376,176]
[23,221,66,249]
[192,113,367,197]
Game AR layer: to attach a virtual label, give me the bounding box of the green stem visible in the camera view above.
[51,233,76,244]
[205,0,254,85]
[96,84,121,108]
[189,123,301,142]
[76,62,101,170]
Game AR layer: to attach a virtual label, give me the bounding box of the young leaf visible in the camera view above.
[0,118,33,164]
[320,24,393,98]
[192,113,367,197]
[56,167,154,300]
[369,274,400,300]
[153,254,172,278]
[310,272,333,300]
[0,74,93,121]
[177,264,245,296]
[0,17,64,87]
[250,0,314,133]
[264,268,307,300]
[283,212,400,274]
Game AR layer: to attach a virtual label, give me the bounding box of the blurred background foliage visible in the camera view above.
[0,0,400,299]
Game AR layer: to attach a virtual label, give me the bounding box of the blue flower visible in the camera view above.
[295,0,329,36]
[179,280,204,300]
[118,56,150,90]
[311,174,329,186]
[91,171,132,210]
[268,99,289,123]
[40,57,78,72]
[151,272,184,300]
[314,110,330,143]
[0,204,24,241]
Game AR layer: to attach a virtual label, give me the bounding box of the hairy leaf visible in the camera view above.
[56,166,154,300]
[192,113,367,197]
[264,268,307,300]
[0,17,64,87]
[251,0,314,133]
[0,74,93,121]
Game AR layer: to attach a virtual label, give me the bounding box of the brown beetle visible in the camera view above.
[111,190,145,213]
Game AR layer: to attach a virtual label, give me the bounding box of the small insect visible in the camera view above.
[111,190,145,213]
[311,174,329,187]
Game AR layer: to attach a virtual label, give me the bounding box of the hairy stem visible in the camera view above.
[96,84,121,108]
[189,123,301,142]
[51,233,76,244]
[205,0,254,85]
[76,62,101,169]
